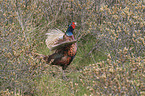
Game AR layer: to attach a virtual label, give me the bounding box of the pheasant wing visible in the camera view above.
[50,40,77,51]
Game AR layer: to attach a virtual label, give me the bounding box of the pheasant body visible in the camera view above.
[45,22,77,70]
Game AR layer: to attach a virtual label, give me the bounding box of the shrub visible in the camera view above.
[0,0,144,95]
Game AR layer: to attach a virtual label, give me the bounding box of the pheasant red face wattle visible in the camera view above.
[71,22,76,29]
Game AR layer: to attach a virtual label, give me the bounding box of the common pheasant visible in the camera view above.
[44,22,77,70]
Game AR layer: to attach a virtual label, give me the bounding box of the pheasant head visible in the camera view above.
[66,22,76,36]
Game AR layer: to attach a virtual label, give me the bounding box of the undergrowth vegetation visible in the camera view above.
[1,0,145,95]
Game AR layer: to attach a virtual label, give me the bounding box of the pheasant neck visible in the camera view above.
[66,26,74,36]
[66,31,73,36]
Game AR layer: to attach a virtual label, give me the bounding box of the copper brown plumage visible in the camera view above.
[44,22,77,70]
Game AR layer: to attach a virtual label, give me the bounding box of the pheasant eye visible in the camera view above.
[72,22,75,25]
